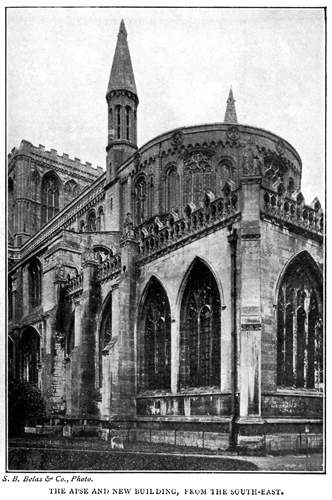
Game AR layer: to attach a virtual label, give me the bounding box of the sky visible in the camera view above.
[7,7,325,205]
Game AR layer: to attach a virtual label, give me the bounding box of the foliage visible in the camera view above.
[8,379,46,436]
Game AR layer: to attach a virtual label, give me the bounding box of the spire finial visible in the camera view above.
[224,87,238,124]
[119,19,127,37]
[107,20,137,97]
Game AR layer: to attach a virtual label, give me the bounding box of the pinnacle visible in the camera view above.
[224,87,238,124]
[119,19,127,37]
[107,20,137,97]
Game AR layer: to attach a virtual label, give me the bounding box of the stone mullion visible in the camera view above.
[170,318,178,394]
[303,292,310,388]
[197,309,201,384]
[281,286,287,386]
[293,294,298,386]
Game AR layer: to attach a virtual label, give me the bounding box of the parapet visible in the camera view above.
[8,139,104,179]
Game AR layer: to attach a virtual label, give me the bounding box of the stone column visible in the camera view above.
[238,176,263,423]
[78,251,100,418]
[171,319,179,394]
[116,214,138,416]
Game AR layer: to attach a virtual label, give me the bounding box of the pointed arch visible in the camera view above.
[41,171,62,224]
[165,164,180,212]
[178,258,221,388]
[176,257,225,311]
[138,276,171,391]
[86,209,97,232]
[276,250,323,389]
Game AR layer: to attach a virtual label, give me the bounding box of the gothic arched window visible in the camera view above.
[134,176,147,225]
[277,252,323,390]
[116,105,121,139]
[19,328,40,385]
[41,172,60,224]
[97,207,105,231]
[139,278,171,391]
[183,152,215,207]
[28,259,41,308]
[179,259,221,388]
[86,211,97,231]
[126,106,131,141]
[166,166,179,211]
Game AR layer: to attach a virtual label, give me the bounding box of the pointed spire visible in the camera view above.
[224,87,238,124]
[107,20,137,97]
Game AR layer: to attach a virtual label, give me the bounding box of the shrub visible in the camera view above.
[8,379,46,436]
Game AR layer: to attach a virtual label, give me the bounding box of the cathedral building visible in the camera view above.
[8,20,324,453]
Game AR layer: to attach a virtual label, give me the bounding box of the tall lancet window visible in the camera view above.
[138,278,171,391]
[276,252,323,390]
[179,259,221,388]
[41,172,60,224]
[126,106,131,141]
[116,105,121,139]
[166,166,179,211]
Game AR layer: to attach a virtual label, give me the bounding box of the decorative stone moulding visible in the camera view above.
[97,253,121,283]
[82,249,99,265]
[262,187,323,240]
[66,272,83,296]
[137,190,240,262]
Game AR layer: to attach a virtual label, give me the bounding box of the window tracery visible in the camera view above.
[139,278,171,391]
[41,173,60,224]
[277,253,323,390]
[183,151,215,206]
[179,259,221,388]
[166,166,179,211]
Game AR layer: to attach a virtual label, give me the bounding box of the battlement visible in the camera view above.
[8,139,104,178]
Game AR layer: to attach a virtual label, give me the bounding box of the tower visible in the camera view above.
[106,20,138,182]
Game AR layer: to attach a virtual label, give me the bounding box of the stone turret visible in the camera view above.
[106,20,138,183]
